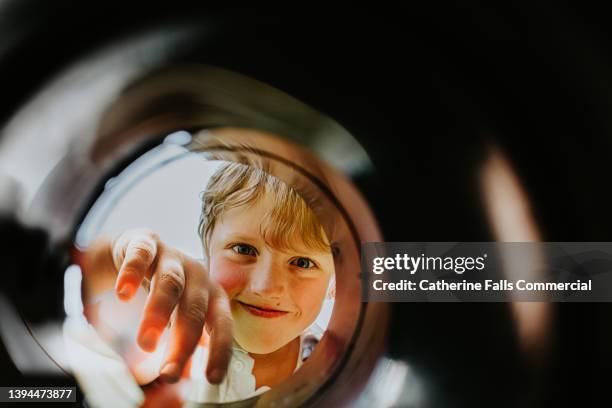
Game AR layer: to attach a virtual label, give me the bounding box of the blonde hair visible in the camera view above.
[198,162,330,255]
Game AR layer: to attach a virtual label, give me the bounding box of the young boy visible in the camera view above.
[80,161,335,403]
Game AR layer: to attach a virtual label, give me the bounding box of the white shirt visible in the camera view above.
[186,329,321,404]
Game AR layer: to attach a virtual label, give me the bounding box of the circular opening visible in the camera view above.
[71,131,341,403]
[69,126,377,406]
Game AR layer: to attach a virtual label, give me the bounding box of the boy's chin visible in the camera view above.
[234,330,296,355]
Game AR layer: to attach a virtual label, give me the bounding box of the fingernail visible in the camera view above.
[160,362,180,383]
[208,368,225,384]
[139,327,160,351]
[117,283,135,301]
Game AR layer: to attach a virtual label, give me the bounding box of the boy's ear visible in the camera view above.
[326,280,336,300]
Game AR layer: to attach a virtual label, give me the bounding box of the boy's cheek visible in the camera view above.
[210,257,247,296]
[292,281,328,318]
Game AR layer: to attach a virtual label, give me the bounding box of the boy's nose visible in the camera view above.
[249,258,286,299]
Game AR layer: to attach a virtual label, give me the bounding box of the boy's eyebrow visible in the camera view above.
[223,232,260,243]
[222,229,332,254]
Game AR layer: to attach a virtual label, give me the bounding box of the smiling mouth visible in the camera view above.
[237,300,289,318]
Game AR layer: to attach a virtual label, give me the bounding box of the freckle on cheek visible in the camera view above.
[211,259,245,295]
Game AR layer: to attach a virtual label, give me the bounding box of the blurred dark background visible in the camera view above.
[1,2,611,407]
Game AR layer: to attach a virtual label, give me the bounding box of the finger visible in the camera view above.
[137,256,185,352]
[158,284,209,383]
[114,234,158,301]
[204,289,234,384]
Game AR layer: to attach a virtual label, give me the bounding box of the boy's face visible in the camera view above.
[207,194,334,354]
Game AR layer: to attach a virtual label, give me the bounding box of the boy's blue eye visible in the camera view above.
[232,244,256,256]
[291,257,315,269]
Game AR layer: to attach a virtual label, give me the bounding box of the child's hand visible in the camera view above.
[83,229,233,385]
